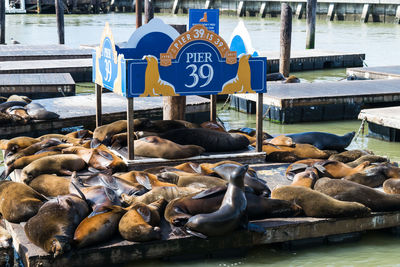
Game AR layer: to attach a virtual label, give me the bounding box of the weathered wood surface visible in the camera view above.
[235,79,400,109]
[259,50,365,72]
[358,106,400,129]
[0,73,75,99]
[0,94,210,138]
[347,65,400,80]
[279,3,292,77]
[0,58,92,82]
[0,45,92,61]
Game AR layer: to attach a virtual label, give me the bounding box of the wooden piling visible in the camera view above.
[0,0,5,45]
[172,0,179,14]
[259,2,266,18]
[396,5,400,24]
[136,0,142,27]
[237,1,244,17]
[55,0,65,45]
[204,0,212,9]
[279,3,292,77]
[306,0,316,49]
[37,0,41,13]
[361,4,370,23]
[210,95,217,122]
[295,3,304,19]
[144,0,153,24]
[163,25,187,121]
[127,98,135,160]
[327,3,335,21]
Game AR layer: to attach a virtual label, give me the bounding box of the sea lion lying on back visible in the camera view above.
[0,181,46,223]
[159,128,250,152]
[271,185,370,218]
[24,194,90,256]
[20,154,86,184]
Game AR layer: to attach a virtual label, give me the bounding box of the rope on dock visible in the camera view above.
[263,106,271,119]
[354,117,367,141]
[219,95,231,110]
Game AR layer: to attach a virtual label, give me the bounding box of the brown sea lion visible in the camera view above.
[117,170,176,189]
[73,205,126,248]
[344,162,400,187]
[20,154,86,184]
[383,178,400,194]
[291,167,319,188]
[346,155,389,168]
[1,136,39,155]
[262,143,328,162]
[122,186,200,205]
[165,186,302,226]
[62,146,93,163]
[91,120,127,147]
[130,198,167,227]
[134,136,205,159]
[110,132,127,149]
[157,172,228,189]
[315,178,400,212]
[135,118,199,133]
[0,181,46,223]
[267,135,295,147]
[159,128,250,152]
[28,174,70,197]
[65,129,93,140]
[284,75,300,83]
[37,134,81,145]
[7,95,32,103]
[284,131,355,151]
[6,106,30,122]
[118,207,161,242]
[24,194,90,256]
[271,185,370,218]
[328,150,371,163]
[89,145,127,172]
[200,121,226,132]
[184,165,249,238]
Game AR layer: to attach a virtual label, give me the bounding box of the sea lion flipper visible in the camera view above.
[289,163,309,172]
[313,164,326,173]
[185,228,207,239]
[135,174,152,190]
[191,186,226,199]
[58,169,73,176]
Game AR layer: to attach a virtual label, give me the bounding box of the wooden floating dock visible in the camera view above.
[0,94,210,139]
[358,106,400,142]
[231,79,400,123]
[0,73,75,99]
[347,65,400,80]
[0,45,92,61]
[0,58,92,83]
[5,161,400,267]
[260,50,365,73]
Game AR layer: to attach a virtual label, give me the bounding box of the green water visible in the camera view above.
[3,13,400,266]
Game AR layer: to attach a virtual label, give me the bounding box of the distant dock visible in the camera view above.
[0,45,92,61]
[231,79,400,123]
[358,106,400,142]
[0,94,210,139]
[347,66,400,80]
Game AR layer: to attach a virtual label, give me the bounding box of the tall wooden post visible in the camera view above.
[256,93,263,152]
[144,0,153,24]
[163,24,187,121]
[136,0,142,27]
[55,0,65,44]
[306,0,316,49]
[0,0,5,45]
[210,95,217,121]
[280,3,292,77]
[37,0,42,13]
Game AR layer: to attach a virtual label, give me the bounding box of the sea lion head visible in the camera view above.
[229,164,248,189]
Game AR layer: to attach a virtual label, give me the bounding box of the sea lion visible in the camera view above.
[328,150,371,163]
[28,174,70,197]
[284,131,355,151]
[65,129,93,140]
[0,112,24,126]
[383,178,400,194]
[73,205,126,248]
[122,186,200,205]
[7,95,31,103]
[159,128,250,152]
[157,172,228,190]
[0,181,46,223]
[24,194,90,256]
[135,118,199,133]
[271,185,370,218]
[346,155,388,168]
[6,106,30,122]
[118,207,161,242]
[0,101,28,112]
[343,162,400,187]
[266,135,295,147]
[291,167,319,188]
[315,178,400,212]
[89,145,127,172]
[262,143,328,162]
[200,121,226,132]
[117,170,176,189]
[110,132,128,149]
[266,72,285,81]
[134,136,205,159]
[25,102,59,120]
[229,131,256,146]
[1,136,39,155]
[130,198,167,226]
[165,187,302,226]
[284,75,300,83]
[20,154,86,184]
[36,134,81,145]
[184,165,249,238]
[91,120,127,147]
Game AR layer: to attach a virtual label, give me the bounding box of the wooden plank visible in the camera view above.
[358,106,400,129]
[347,65,400,80]
[0,45,92,61]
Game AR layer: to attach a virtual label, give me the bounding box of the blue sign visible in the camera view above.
[189,9,219,34]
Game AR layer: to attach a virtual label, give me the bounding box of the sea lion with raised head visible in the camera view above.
[315,177,400,212]
[271,185,370,218]
[91,120,127,148]
[25,102,59,120]
[0,181,46,223]
[24,194,90,256]
[134,136,205,159]
[20,154,86,184]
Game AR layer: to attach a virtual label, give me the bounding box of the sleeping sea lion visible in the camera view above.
[200,121,226,132]
[1,136,39,156]
[0,181,46,223]
[24,194,90,256]
[184,165,248,238]
[135,118,199,133]
[25,102,59,120]
[346,155,388,168]
[133,136,205,159]
[65,129,93,140]
[157,172,227,190]
[284,131,355,151]
[74,205,126,248]
[130,198,167,226]
[271,185,370,218]
[7,95,31,103]
[343,162,400,187]
[20,154,86,184]
[159,128,250,152]
[6,106,30,122]
[116,170,176,189]
[0,101,28,112]
[291,167,319,188]
[37,134,81,145]
[328,150,371,163]
[28,174,70,197]
[91,120,127,148]
[315,178,400,212]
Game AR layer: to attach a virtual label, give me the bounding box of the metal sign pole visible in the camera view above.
[256,93,263,152]
[127,98,134,160]
[95,84,102,127]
